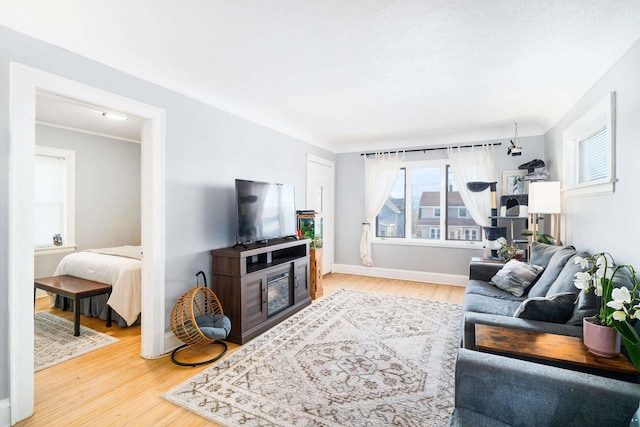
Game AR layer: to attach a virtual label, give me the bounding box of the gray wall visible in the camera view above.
[334,135,545,274]
[34,125,142,278]
[544,38,640,267]
[0,25,335,401]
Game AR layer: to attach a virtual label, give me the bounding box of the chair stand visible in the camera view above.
[170,340,228,367]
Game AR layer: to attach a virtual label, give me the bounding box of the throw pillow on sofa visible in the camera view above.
[490,259,544,297]
[513,292,577,323]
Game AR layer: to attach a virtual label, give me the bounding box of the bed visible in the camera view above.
[53,245,142,327]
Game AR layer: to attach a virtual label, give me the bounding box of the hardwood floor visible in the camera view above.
[19,273,465,426]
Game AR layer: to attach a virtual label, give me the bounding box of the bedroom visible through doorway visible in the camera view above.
[9,63,166,424]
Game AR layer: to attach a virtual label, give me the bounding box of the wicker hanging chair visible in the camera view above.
[169,271,231,366]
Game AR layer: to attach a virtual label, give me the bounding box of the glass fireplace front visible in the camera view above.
[267,271,291,316]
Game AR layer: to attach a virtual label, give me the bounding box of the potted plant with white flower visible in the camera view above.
[574,253,640,369]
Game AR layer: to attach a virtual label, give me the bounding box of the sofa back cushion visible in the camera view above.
[527,246,577,298]
[545,252,590,297]
[529,242,575,269]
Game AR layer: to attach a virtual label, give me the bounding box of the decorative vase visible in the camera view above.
[583,316,621,357]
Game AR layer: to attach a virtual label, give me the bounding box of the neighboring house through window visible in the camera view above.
[375,159,481,243]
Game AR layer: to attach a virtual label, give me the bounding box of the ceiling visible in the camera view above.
[36,93,142,142]
[4,1,640,153]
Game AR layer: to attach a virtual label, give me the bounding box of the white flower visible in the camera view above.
[594,280,603,297]
[595,254,614,279]
[612,287,632,305]
[612,310,628,321]
[607,287,631,321]
[574,256,590,269]
[574,272,592,290]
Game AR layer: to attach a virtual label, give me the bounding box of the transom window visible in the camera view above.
[375,159,481,243]
[564,92,616,197]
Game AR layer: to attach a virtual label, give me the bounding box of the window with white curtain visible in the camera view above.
[375,159,481,244]
[563,92,616,197]
[34,146,76,250]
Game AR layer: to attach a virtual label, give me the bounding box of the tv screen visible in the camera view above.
[235,179,297,244]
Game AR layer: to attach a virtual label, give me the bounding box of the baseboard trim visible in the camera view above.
[0,398,10,427]
[164,332,183,355]
[332,264,467,287]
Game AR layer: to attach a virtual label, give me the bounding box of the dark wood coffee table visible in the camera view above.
[34,275,113,336]
[475,324,639,380]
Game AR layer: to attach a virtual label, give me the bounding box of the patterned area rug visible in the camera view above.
[163,288,462,426]
[34,311,119,372]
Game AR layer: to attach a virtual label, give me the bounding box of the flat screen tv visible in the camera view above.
[235,179,297,244]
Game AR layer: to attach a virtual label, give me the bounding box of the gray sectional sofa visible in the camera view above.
[449,349,640,427]
[462,242,598,348]
[450,242,640,426]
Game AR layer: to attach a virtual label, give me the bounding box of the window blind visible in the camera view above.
[578,126,608,183]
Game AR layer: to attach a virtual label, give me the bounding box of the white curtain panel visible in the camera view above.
[360,152,403,266]
[447,145,495,228]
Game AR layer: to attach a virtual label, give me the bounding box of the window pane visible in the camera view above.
[34,154,66,246]
[376,169,405,237]
[446,166,481,241]
[411,167,441,240]
[578,126,608,183]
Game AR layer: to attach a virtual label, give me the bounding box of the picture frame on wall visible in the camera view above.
[500,169,528,196]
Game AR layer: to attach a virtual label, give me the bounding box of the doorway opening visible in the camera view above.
[9,63,166,424]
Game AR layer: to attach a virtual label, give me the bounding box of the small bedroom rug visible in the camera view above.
[163,288,462,426]
[34,311,119,372]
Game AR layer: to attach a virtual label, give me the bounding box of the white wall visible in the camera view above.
[0,25,335,402]
[34,125,142,279]
[544,38,640,267]
[334,135,545,280]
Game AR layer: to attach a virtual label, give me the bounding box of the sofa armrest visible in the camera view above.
[462,311,582,350]
[468,261,504,282]
[449,349,640,427]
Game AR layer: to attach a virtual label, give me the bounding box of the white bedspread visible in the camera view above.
[54,246,142,326]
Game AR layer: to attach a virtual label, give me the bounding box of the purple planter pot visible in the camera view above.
[583,316,621,357]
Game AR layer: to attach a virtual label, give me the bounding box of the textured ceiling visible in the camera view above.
[3,1,640,153]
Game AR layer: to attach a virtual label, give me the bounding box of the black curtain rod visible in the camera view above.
[360,142,502,156]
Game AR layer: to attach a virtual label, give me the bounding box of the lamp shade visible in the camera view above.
[528,181,561,214]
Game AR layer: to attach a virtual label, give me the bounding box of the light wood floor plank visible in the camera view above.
[18,273,464,426]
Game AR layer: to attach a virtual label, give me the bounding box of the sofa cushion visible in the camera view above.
[490,259,544,297]
[448,408,511,427]
[567,289,598,326]
[465,279,527,300]
[529,242,575,269]
[528,246,577,298]
[545,252,590,297]
[513,292,577,323]
[463,293,525,317]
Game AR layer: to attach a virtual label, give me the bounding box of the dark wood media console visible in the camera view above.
[210,238,311,344]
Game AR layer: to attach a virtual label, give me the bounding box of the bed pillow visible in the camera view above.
[513,292,577,324]
[490,259,545,297]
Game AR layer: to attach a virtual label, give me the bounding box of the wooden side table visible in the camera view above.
[34,275,113,336]
[310,248,323,299]
[475,324,639,381]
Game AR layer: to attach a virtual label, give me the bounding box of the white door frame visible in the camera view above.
[9,63,166,424]
[306,154,335,273]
